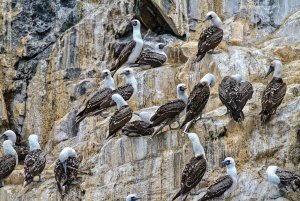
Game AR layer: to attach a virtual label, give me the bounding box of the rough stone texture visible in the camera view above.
[0,0,300,201]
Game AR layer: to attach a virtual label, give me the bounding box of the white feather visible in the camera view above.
[28,134,41,151]
[2,130,17,144]
[112,94,128,110]
[266,165,280,185]
[59,147,77,163]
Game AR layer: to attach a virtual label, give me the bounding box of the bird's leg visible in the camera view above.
[0,180,3,188]
[38,175,42,182]
[151,121,167,138]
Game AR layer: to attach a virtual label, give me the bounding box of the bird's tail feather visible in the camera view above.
[232,111,245,122]
[260,111,271,125]
[195,53,205,63]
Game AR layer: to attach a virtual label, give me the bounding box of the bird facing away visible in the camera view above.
[199,157,238,201]
[135,43,167,67]
[122,111,154,137]
[23,134,46,187]
[112,68,138,104]
[75,69,115,123]
[195,11,223,62]
[111,19,143,75]
[126,194,142,201]
[149,83,188,137]
[172,132,207,201]
[55,147,80,196]
[181,73,216,132]
[1,130,29,161]
[260,60,286,124]
[107,94,133,140]
[0,140,18,187]
[219,74,253,122]
[266,166,300,199]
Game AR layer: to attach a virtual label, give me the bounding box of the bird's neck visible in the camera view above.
[273,67,282,78]
[227,166,238,183]
[3,146,18,164]
[178,92,188,104]
[140,114,151,124]
[29,141,41,151]
[212,17,222,28]
[104,76,115,90]
[116,99,128,110]
[191,139,205,159]
[126,76,138,93]
[133,28,142,41]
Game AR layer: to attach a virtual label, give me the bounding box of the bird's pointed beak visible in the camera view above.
[135,197,142,200]
[265,66,274,79]
[133,112,140,116]
[221,160,226,164]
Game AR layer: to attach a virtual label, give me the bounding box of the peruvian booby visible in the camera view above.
[199,157,237,201]
[181,74,216,131]
[260,60,286,124]
[172,132,207,201]
[111,19,143,75]
[266,166,300,198]
[55,147,80,196]
[75,69,115,123]
[23,135,46,187]
[135,43,167,67]
[195,11,223,62]
[122,111,154,137]
[112,68,137,104]
[107,94,133,140]
[0,140,18,187]
[149,83,188,137]
[219,74,253,122]
[1,130,29,161]
[126,194,142,201]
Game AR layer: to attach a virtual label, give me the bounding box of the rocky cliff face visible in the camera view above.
[0,0,300,200]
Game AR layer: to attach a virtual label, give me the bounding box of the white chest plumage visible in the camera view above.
[127,39,143,63]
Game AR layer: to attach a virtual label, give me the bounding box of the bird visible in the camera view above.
[111,19,143,75]
[23,134,46,187]
[0,140,18,187]
[75,69,115,123]
[149,83,188,137]
[1,130,29,161]
[219,74,253,122]
[266,166,300,199]
[126,194,142,201]
[199,157,238,201]
[113,68,138,104]
[122,111,154,137]
[107,94,133,140]
[172,132,207,201]
[195,11,223,62]
[180,73,216,132]
[260,60,287,124]
[135,43,167,67]
[54,147,80,196]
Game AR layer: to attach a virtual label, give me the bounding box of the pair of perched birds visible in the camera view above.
[110,19,167,76]
[0,130,79,197]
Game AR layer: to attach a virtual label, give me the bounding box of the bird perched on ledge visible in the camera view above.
[219,74,253,122]
[126,194,142,201]
[172,132,207,201]
[107,94,133,140]
[260,60,286,124]
[199,157,238,201]
[181,73,216,132]
[23,134,46,187]
[195,11,223,62]
[135,43,167,67]
[266,165,300,199]
[0,140,18,187]
[111,19,143,76]
[75,69,115,123]
[55,147,80,197]
[149,83,188,137]
[122,111,154,137]
[1,130,28,161]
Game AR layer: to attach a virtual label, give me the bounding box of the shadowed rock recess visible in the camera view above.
[0,0,300,200]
